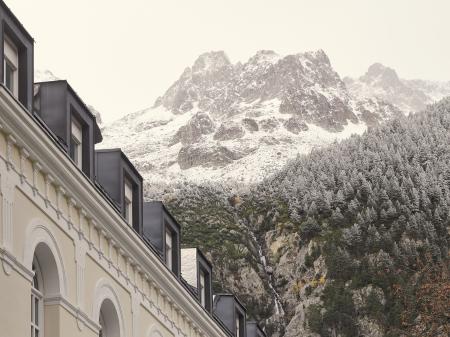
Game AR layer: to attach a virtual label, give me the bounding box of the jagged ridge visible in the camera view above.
[344,63,450,113]
[100,50,402,188]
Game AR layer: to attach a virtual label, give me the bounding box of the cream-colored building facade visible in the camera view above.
[0,84,232,337]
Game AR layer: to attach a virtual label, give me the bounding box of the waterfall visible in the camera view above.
[249,231,285,317]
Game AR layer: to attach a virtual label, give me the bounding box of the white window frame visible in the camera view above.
[71,118,83,169]
[199,269,206,307]
[31,257,44,337]
[236,314,240,337]
[124,179,133,225]
[4,35,19,97]
[165,230,173,270]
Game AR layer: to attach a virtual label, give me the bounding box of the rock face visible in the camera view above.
[173,111,215,145]
[100,50,403,188]
[344,63,450,114]
[283,118,308,134]
[213,122,245,141]
[178,144,247,169]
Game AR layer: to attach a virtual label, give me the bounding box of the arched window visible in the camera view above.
[98,299,120,337]
[24,224,67,337]
[28,241,62,337]
[31,257,43,337]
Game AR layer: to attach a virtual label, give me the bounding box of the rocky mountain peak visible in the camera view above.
[345,63,450,113]
[248,50,281,65]
[101,49,408,187]
[361,62,402,87]
[192,50,231,73]
[156,48,360,125]
[301,49,331,66]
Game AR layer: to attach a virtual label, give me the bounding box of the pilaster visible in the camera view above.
[6,134,16,171]
[1,169,15,252]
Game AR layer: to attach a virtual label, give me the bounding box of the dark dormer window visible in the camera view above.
[165,228,173,270]
[0,4,34,111]
[180,248,213,312]
[214,294,247,337]
[96,150,143,231]
[3,35,18,97]
[124,178,133,225]
[142,202,180,276]
[70,118,83,169]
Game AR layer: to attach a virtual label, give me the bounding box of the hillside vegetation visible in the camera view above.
[162,98,450,337]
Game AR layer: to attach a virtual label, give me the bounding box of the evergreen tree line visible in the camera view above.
[161,99,450,336]
[253,98,450,336]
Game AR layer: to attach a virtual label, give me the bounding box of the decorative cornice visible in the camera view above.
[0,247,34,281]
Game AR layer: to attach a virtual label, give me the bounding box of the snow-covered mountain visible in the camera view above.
[344,63,450,114]
[100,50,402,187]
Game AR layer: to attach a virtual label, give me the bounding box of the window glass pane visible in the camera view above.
[32,263,38,289]
[236,316,240,337]
[70,137,76,161]
[165,230,173,269]
[33,274,38,289]
[71,119,82,140]
[35,297,39,323]
[200,271,206,306]
[4,36,18,97]
[124,179,133,224]
[5,62,13,91]
[166,231,172,248]
[124,201,128,220]
[77,142,82,168]
[125,200,132,224]
[124,180,133,199]
[71,119,82,169]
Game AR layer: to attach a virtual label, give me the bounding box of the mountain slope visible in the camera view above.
[165,98,450,337]
[100,50,400,187]
[344,63,450,114]
[98,52,450,336]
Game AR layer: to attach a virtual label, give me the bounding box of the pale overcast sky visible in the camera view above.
[8,0,450,123]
